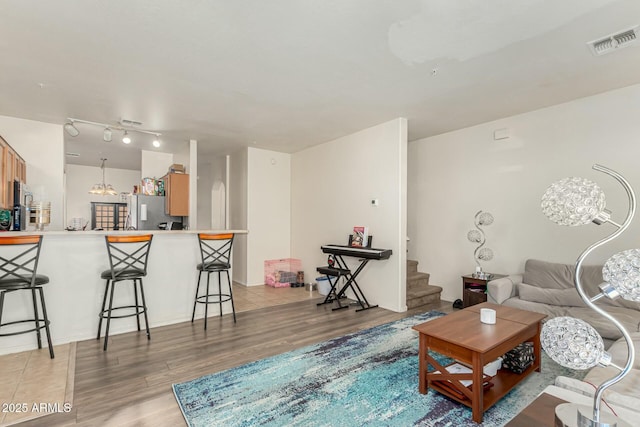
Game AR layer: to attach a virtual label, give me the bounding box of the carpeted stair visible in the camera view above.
[406,259,442,309]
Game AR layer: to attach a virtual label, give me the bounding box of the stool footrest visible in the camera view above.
[99,305,147,319]
[0,319,51,336]
[195,294,233,304]
[316,266,351,277]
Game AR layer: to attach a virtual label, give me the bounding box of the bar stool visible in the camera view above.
[0,235,54,359]
[192,233,236,330]
[97,234,153,351]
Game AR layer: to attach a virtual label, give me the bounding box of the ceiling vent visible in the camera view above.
[119,118,143,127]
[588,26,639,56]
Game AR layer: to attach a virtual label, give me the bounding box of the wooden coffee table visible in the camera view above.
[413,302,546,423]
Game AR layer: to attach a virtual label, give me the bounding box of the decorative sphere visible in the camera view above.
[541,317,605,370]
[540,177,606,226]
[478,212,494,226]
[467,230,482,243]
[477,247,493,261]
[478,212,493,225]
[602,249,640,302]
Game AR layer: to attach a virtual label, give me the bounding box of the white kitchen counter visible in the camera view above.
[0,229,248,355]
[0,229,248,236]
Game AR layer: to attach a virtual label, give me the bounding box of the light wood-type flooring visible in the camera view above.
[3,284,452,426]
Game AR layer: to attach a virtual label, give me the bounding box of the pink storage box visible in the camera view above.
[264,258,302,287]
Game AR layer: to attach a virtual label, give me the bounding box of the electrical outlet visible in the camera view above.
[371,199,379,207]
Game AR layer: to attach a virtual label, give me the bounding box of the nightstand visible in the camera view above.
[461,274,506,308]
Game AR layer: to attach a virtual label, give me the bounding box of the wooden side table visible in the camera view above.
[462,274,506,308]
[505,392,566,427]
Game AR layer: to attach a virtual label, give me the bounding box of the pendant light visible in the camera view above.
[89,158,118,196]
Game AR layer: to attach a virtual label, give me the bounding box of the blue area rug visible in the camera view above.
[173,311,585,426]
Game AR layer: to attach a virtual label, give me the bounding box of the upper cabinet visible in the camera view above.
[0,135,26,209]
[163,173,189,216]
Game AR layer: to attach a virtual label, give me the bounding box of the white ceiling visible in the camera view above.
[1,0,640,170]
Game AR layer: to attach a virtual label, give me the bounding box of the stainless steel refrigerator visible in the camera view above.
[126,194,183,230]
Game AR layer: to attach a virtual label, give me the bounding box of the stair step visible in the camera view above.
[407,284,442,309]
[407,272,430,292]
[407,271,430,283]
[407,259,418,274]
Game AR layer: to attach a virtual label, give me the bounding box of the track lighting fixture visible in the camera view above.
[64,121,80,137]
[64,118,162,147]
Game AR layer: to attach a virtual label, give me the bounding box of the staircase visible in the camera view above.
[406,259,442,309]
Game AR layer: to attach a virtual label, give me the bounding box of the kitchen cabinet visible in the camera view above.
[0,135,26,209]
[163,173,189,216]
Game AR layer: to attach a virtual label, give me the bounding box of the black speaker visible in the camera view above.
[452,299,463,309]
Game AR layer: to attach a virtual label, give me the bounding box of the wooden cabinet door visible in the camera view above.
[14,156,21,184]
[0,138,6,209]
[165,173,189,216]
[0,136,27,210]
[5,149,14,208]
[19,158,26,183]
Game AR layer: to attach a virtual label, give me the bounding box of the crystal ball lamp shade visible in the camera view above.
[541,177,606,226]
[467,230,482,243]
[477,247,494,261]
[478,212,494,226]
[541,317,606,370]
[603,249,640,302]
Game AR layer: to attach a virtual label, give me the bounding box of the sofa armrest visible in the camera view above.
[543,384,640,423]
[554,375,595,397]
[487,274,522,304]
[554,375,640,417]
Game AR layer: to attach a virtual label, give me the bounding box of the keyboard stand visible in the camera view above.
[316,254,379,312]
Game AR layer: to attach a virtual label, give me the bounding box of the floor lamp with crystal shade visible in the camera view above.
[467,210,494,278]
[539,164,637,427]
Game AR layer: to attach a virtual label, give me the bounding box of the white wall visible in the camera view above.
[0,115,64,230]
[246,148,291,285]
[408,83,640,303]
[197,154,212,230]
[141,150,173,180]
[197,154,227,230]
[188,140,197,229]
[229,148,248,284]
[173,143,190,171]
[291,118,408,312]
[65,164,141,229]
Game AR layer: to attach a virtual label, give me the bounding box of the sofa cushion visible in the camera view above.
[522,259,640,311]
[561,306,640,341]
[523,259,602,291]
[604,332,640,369]
[503,297,639,345]
[518,283,586,307]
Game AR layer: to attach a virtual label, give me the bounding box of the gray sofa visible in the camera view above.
[487,259,640,346]
[488,259,640,419]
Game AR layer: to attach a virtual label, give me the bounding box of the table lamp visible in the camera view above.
[539,164,636,427]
